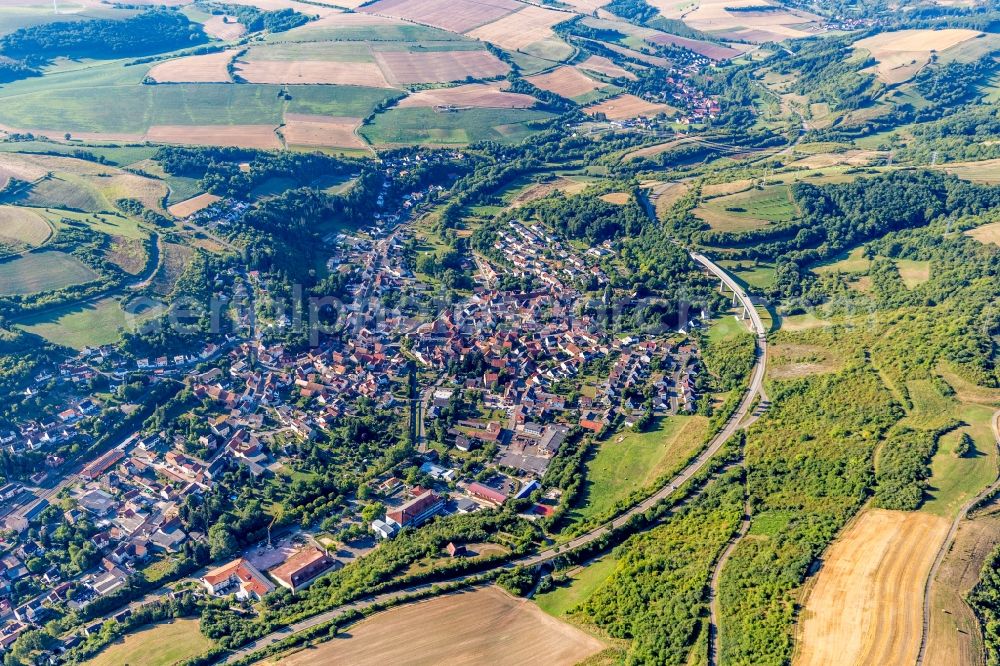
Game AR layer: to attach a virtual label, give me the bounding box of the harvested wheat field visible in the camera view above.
[768,342,843,380]
[586,94,675,120]
[203,15,245,40]
[397,83,535,109]
[795,509,950,666]
[265,587,605,666]
[925,506,1000,666]
[0,154,49,183]
[788,150,880,169]
[148,50,236,84]
[282,113,366,149]
[623,138,689,162]
[363,0,521,33]
[578,55,636,81]
[943,158,1000,184]
[145,125,281,149]
[854,29,982,83]
[235,60,391,87]
[600,191,630,204]
[645,33,741,60]
[466,5,568,51]
[168,193,221,219]
[0,206,50,249]
[558,0,607,11]
[701,178,754,197]
[967,221,1000,246]
[651,0,823,42]
[511,176,588,207]
[526,66,603,98]
[223,0,341,16]
[643,180,688,219]
[375,50,508,85]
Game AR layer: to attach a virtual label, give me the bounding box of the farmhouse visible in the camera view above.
[200,558,274,601]
[269,547,337,593]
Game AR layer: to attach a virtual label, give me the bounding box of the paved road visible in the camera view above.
[221,251,768,663]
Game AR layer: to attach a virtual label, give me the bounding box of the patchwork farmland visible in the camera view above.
[0,0,758,148]
[854,28,984,84]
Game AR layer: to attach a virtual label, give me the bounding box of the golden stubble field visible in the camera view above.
[795,509,951,666]
[854,28,983,84]
[585,93,676,120]
[396,83,536,109]
[265,587,605,666]
[526,66,604,98]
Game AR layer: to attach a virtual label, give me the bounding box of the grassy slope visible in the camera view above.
[17,296,161,349]
[570,415,710,525]
[81,619,213,666]
[0,251,97,295]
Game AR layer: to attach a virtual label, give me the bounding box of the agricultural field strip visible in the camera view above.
[223,250,768,663]
[916,410,1000,665]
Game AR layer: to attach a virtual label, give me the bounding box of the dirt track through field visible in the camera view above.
[795,509,950,666]
[267,586,605,666]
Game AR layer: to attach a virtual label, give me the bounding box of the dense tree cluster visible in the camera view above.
[969,544,1000,665]
[528,189,649,244]
[770,35,880,111]
[154,146,356,199]
[874,425,955,510]
[196,2,310,33]
[577,471,743,664]
[0,10,205,64]
[700,170,1000,298]
[719,366,901,664]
